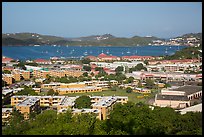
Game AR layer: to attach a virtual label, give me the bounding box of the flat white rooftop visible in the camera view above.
[178,103,202,115]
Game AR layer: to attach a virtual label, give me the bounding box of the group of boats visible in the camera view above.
[37,45,181,57]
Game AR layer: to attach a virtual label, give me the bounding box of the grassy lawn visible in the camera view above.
[64,88,153,104]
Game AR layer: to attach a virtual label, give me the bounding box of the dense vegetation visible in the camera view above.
[2,102,202,135]
[74,95,92,109]
[15,86,38,96]
[164,45,202,60]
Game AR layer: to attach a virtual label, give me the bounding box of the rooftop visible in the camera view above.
[177,103,202,114]
[2,108,13,113]
[92,96,118,107]
[170,85,202,95]
[156,94,189,101]
[58,96,79,106]
[17,97,40,107]
[57,86,102,91]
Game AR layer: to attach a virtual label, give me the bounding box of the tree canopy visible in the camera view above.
[74,95,92,109]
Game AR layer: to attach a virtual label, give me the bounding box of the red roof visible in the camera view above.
[196,74,202,77]
[98,53,108,58]
[2,57,13,63]
[34,59,50,62]
[122,55,153,59]
[86,55,97,59]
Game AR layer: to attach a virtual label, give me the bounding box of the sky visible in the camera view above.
[2,2,202,38]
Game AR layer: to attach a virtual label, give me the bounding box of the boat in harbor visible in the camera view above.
[84,51,88,56]
[34,45,40,46]
[126,49,130,54]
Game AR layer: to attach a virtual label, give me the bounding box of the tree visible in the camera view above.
[164,83,171,88]
[3,70,11,74]
[126,87,133,93]
[2,80,7,87]
[47,89,58,96]
[74,95,91,109]
[145,79,155,89]
[127,77,134,83]
[81,58,91,64]
[83,72,88,77]
[16,86,38,95]
[95,67,103,71]
[115,66,124,73]
[144,60,149,65]
[83,66,91,71]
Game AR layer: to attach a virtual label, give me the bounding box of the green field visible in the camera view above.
[63,88,152,104]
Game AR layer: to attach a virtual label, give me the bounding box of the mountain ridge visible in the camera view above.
[2,32,201,46]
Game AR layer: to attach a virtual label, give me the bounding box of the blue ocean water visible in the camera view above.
[2,45,187,60]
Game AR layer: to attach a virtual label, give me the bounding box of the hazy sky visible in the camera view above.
[2,2,202,38]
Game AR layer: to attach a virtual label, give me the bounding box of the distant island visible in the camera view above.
[2,32,202,46]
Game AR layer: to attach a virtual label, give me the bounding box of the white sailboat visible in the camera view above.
[165,48,168,54]
[126,49,130,54]
[106,49,109,54]
[84,51,88,56]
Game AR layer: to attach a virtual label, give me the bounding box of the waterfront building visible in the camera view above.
[121,55,155,61]
[34,59,52,65]
[2,57,13,64]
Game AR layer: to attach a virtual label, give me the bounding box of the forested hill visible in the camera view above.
[2,32,163,46]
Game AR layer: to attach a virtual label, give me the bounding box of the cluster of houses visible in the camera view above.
[151,36,201,46]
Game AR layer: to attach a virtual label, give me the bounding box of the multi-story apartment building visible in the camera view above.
[2,74,14,85]
[21,70,31,80]
[15,97,40,119]
[91,96,128,120]
[11,95,128,120]
[40,96,65,107]
[12,71,21,82]
[57,96,78,111]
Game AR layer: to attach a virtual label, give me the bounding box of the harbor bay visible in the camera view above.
[2,45,186,60]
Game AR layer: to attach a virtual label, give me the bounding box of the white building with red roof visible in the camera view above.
[2,57,13,64]
[34,59,52,65]
[121,55,154,61]
[98,53,120,61]
[86,56,98,61]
